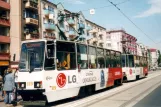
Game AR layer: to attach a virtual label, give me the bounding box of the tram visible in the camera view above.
[121,54,148,81]
[17,39,123,103]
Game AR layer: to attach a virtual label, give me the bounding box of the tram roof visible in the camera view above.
[21,39,121,53]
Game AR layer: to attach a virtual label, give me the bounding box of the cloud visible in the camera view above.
[64,0,85,4]
[135,0,161,18]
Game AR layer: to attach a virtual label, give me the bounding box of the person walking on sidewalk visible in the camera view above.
[3,68,15,105]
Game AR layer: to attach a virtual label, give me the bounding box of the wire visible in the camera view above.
[81,0,132,12]
[106,0,157,44]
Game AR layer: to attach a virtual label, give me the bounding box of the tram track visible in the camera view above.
[56,71,161,107]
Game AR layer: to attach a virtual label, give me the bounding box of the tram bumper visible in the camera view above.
[18,89,47,104]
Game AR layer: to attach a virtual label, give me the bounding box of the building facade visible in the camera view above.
[106,30,123,52]
[0,0,10,75]
[106,29,137,54]
[40,1,87,42]
[150,48,159,68]
[86,20,106,48]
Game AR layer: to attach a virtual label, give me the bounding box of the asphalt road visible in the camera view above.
[134,83,161,107]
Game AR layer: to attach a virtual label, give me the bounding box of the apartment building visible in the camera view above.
[86,20,106,48]
[150,48,159,68]
[107,29,137,55]
[0,0,10,75]
[40,1,86,42]
[106,30,123,52]
[9,0,39,69]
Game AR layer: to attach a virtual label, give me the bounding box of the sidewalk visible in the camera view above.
[0,91,22,107]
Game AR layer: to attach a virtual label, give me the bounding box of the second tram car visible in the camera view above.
[121,54,148,81]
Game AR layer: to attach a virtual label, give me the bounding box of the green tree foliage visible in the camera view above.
[158,50,161,66]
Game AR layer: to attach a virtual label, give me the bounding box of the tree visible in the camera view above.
[157,50,161,66]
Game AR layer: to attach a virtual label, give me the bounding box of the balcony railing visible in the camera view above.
[0,53,10,60]
[44,9,54,17]
[98,39,104,44]
[0,18,10,27]
[69,30,76,39]
[67,18,75,25]
[86,26,92,31]
[79,23,85,29]
[92,38,98,42]
[25,17,38,25]
[25,0,38,10]
[44,23,56,31]
[25,33,39,40]
[89,28,98,33]
[0,0,10,10]
[0,35,10,43]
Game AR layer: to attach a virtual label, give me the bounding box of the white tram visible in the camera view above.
[121,54,148,81]
[17,39,122,104]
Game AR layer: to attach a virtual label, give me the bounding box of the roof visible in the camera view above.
[150,48,157,52]
[85,19,106,30]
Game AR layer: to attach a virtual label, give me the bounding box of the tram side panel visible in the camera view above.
[43,70,80,103]
[107,67,122,87]
[143,67,148,77]
[122,67,136,81]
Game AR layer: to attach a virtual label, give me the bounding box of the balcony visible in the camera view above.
[68,30,76,39]
[0,0,10,10]
[89,28,98,33]
[60,27,65,32]
[86,26,92,31]
[25,33,39,40]
[0,18,10,27]
[92,38,98,43]
[79,23,85,29]
[0,35,10,43]
[44,9,54,17]
[0,53,10,61]
[25,0,38,10]
[25,18,38,26]
[67,18,75,26]
[98,39,104,44]
[44,23,56,31]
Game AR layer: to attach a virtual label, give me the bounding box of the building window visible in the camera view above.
[107,35,111,39]
[107,43,111,47]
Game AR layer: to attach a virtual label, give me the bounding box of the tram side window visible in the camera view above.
[77,44,88,69]
[97,48,105,68]
[128,55,134,67]
[44,43,55,70]
[111,51,117,67]
[121,55,126,67]
[57,42,76,70]
[88,46,97,69]
[116,52,121,67]
[105,50,111,68]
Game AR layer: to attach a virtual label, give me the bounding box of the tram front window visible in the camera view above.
[19,42,45,72]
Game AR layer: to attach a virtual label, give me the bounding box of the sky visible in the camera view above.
[49,0,161,50]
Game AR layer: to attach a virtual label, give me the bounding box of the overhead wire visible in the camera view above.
[106,0,157,44]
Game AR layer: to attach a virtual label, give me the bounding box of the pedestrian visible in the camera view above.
[3,68,15,106]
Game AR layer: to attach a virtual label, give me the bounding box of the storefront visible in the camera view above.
[0,61,9,76]
[0,53,10,76]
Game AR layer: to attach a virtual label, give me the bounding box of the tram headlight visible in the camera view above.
[34,81,42,88]
[18,82,26,89]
